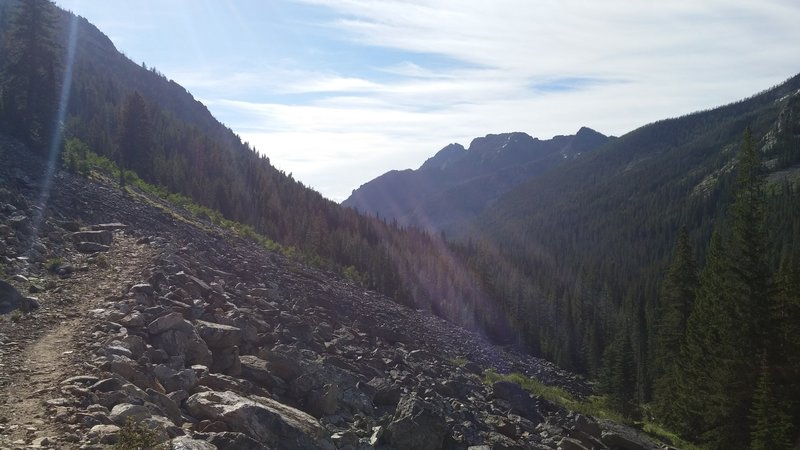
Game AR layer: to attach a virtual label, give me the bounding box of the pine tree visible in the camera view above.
[669,129,773,449]
[0,0,60,149]
[118,91,151,185]
[652,228,697,404]
[771,252,800,441]
[749,352,793,450]
[601,323,637,416]
[668,231,735,442]
[728,128,770,355]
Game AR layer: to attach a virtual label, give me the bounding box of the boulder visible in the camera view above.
[240,355,285,390]
[558,437,590,450]
[256,349,303,382]
[170,436,217,450]
[0,279,37,314]
[197,372,258,396]
[572,414,600,438]
[211,345,242,376]
[385,394,447,450]
[87,424,121,445]
[186,390,332,449]
[207,432,266,450]
[109,403,152,425]
[91,222,128,231]
[152,328,213,367]
[368,377,401,407]
[197,320,242,348]
[76,241,110,253]
[72,230,113,245]
[148,312,192,335]
[90,378,125,393]
[147,388,183,424]
[600,431,649,450]
[306,384,338,418]
[490,381,543,422]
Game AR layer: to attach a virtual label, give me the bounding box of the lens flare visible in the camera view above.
[27,15,79,256]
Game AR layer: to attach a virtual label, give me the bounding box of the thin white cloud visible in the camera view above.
[60,0,800,201]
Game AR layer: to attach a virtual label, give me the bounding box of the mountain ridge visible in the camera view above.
[344,127,612,232]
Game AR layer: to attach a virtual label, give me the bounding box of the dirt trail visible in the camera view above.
[0,233,155,449]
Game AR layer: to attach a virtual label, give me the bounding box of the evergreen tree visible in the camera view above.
[669,231,738,445]
[749,352,793,450]
[601,323,637,416]
[728,128,770,355]
[669,129,772,449]
[0,0,60,149]
[118,91,151,185]
[652,228,698,416]
[771,252,800,440]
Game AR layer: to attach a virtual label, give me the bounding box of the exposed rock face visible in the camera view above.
[0,137,662,450]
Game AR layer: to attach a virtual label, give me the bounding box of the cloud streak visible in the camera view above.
[57,0,800,201]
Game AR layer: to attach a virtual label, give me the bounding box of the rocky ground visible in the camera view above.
[0,137,669,449]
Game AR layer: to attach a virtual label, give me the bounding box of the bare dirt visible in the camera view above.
[0,234,155,448]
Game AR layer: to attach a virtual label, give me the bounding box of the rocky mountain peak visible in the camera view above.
[419,143,467,171]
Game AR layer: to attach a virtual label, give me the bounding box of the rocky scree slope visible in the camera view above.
[0,137,662,449]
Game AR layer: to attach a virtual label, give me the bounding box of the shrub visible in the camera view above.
[113,419,161,450]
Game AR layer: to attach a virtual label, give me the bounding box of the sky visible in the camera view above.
[55,0,800,202]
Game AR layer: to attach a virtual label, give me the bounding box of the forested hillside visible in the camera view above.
[0,0,516,341]
[1,1,799,448]
[344,127,611,232]
[457,76,800,448]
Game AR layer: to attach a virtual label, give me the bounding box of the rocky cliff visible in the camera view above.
[0,136,663,449]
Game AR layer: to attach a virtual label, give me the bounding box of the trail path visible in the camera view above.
[0,234,155,449]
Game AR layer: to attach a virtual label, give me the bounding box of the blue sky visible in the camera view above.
[56,0,800,201]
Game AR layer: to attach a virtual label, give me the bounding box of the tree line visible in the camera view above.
[1,2,798,448]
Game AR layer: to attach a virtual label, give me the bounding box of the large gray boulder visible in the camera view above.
[600,430,649,450]
[152,327,213,367]
[490,380,543,422]
[207,432,267,450]
[239,355,286,390]
[76,241,110,253]
[72,230,113,245]
[185,390,332,450]
[148,312,192,335]
[197,320,242,348]
[385,394,447,450]
[0,279,39,314]
[169,436,217,450]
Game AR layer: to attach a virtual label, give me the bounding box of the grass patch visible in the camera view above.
[641,422,704,450]
[482,369,705,449]
[450,357,468,367]
[483,369,624,422]
[45,257,64,272]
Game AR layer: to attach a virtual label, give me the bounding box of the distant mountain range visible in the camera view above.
[343,127,612,232]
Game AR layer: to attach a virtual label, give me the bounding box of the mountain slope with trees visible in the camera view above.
[1,1,799,447]
[457,75,800,448]
[344,127,611,232]
[0,0,515,342]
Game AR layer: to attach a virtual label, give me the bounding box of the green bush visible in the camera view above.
[113,419,161,449]
[45,257,64,272]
